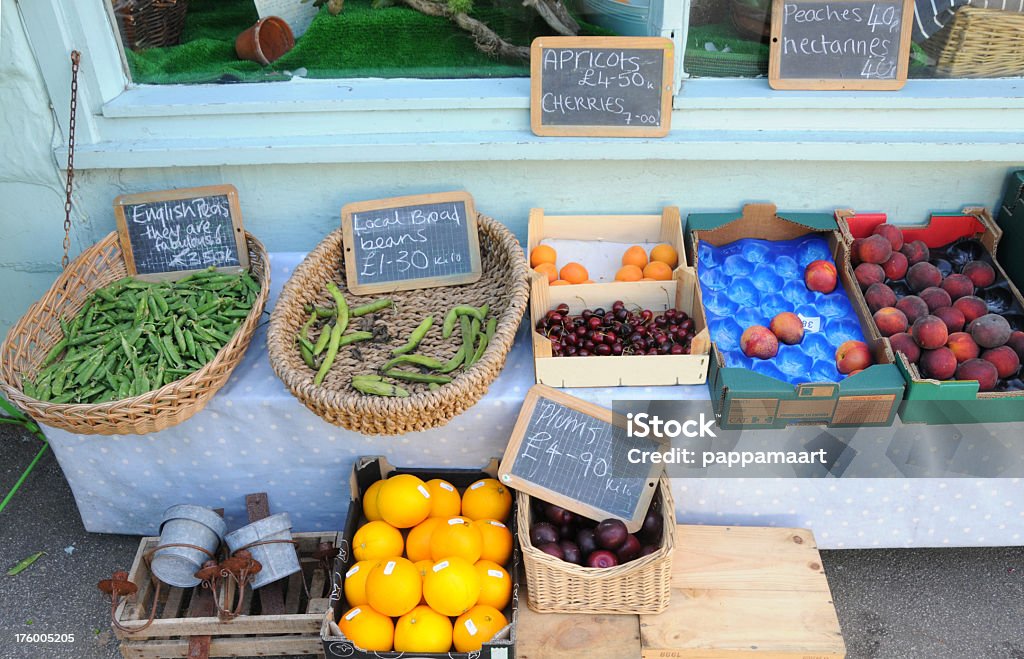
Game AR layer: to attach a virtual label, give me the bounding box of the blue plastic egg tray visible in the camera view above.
[697,236,867,384]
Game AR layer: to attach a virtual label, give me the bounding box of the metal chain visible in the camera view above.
[62,51,81,270]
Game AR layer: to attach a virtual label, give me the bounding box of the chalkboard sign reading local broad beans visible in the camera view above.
[769,0,914,90]
[341,191,482,295]
[498,385,662,532]
[530,37,674,138]
[114,185,249,282]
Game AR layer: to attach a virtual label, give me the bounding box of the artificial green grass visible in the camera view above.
[127,0,613,84]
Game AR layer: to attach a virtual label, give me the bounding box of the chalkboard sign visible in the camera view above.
[769,0,914,90]
[498,385,661,531]
[114,185,249,282]
[530,37,674,138]
[342,191,483,295]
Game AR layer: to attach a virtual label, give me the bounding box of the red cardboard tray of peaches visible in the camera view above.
[840,211,1024,392]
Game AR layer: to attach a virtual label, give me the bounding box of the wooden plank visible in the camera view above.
[309,567,327,600]
[119,634,323,659]
[307,598,330,615]
[185,576,217,659]
[245,492,287,616]
[113,613,323,639]
[283,571,304,615]
[516,601,642,659]
[161,586,187,619]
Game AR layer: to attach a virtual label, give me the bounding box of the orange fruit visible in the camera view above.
[352,520,404,561]
[582,279,595,284]
[343,559,381,606]
[423,556,481,616]
[406,517,442,562]
[461,478,513,522]
[622,245,648,269]
[615,265,643,282]
[425,479,461,518]
[559,262,589,285]
[643,261,673,281]
[430,516,483,563]
[453,605,508,652]
[650,243,679,268]
[413,559,433,604]
[533,262,558,284]
[474,560,512,609]
[362,480,384,522]
[550,279,571,286]
[641,277,656,281]
[365,557,422,617]
[377,474,432,529]
[338,606,394,652]
[530,244,557,268]
[394,605,453,653]
[473,519,513,565]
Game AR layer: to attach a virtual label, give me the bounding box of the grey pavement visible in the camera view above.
[1,421,1022,659]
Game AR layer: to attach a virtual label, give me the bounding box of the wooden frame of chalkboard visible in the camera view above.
[498,384,661,532]
[341,191,483,296]
[114,184,249,282]
[530,36,674,138]
[768,0,914,90]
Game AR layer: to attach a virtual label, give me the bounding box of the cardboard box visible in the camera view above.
[688,203,905,429]
[528,207,711,388]
[321,456,518,659]
[837,207,1024,424]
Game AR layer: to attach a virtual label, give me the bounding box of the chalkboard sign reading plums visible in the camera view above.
[530,37,674,138]
[769,0,914,90]
[498,385,661,532]
[341,191,483,295]
[114,185,249,282]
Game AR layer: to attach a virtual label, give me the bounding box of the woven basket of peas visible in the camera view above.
[267,214,530,435]
[0,231,270,435]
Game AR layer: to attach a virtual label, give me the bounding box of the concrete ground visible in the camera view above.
[1,421,1022,659]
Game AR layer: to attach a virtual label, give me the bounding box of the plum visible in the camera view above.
[595,519,629,550]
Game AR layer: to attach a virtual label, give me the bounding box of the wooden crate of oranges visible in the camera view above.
[322,456,518,659]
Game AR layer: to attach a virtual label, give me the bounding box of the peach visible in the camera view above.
[850,238,866,265]
[945,332,980,364]
[857,234,893,265]
[895,295,929,325]
[871,223,904,251]
[932,306,966,334]
[968,313,1012,349]
[873,307,908,337]
[952,295,988,324]
[769,312,805,345]
[1006,330,1024,362]
[919,286,952,312]
[900,240,930,266]
[835,340,872,375]
[955,358,999,392]
[740,325,779,360]
[881,251,909,281]
[854,263,885,290]
[889,332,920,364]
[911,315,949,350]
[864,283,897,313]
[920,347,958,381]
[961,260,995,288]
[906,262,942,292]
[804,260,838,294]
[981,345,1020,379]
[940,273,974,301]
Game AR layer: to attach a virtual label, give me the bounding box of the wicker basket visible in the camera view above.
[517,477,676,614]
[267,214,530,435]
[112,0,189,51]
[921,7,1024,78]
[0,231,270,435]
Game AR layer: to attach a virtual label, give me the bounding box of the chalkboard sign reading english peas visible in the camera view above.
[341,191,483,295]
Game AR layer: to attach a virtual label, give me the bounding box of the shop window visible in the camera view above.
[684,0,1024,79]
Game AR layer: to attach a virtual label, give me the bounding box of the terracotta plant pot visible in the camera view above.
[235,16,295,66]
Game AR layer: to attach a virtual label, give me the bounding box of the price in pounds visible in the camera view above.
[578,69,654,90]
[624,112,660,126]
[360,249,432,277]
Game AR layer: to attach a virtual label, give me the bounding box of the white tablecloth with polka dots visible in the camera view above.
[42,254,1024,548]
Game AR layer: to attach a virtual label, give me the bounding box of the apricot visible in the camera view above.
[911,315,949,350]
[932,306,966,334]
[835,340,872,375]
[968,313,1012,349]
[895,295,929,325]
[854,263,885,290]
[889,332,921,364]
[981,346,1020,379]
[952,296,988,324]
[864,283,897,313]
[920,347,957,380]
[740,325,779,360]
[906,262,942,292]
[961,260,995,288]
[857,234,893,265]
[955,358,999,392]
[804,260,838,294]
[900,240,930,266]
[945,332,980,364]
[940,273,974,301]
[873,307,908,337]
[881,251,909,281]
[769,312,805,345]
[919,287,952,312]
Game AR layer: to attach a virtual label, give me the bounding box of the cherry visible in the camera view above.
[556,303,570,315]
[611,343,624,355]
[670,344,685,355]
[595,344,612,356]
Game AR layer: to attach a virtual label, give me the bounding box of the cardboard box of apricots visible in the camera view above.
[527,207,712,388]
[837,207,1024,425]
[322,456,518,659]
[687,203,906,430]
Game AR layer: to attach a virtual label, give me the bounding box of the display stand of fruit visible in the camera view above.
[322,457,518,658]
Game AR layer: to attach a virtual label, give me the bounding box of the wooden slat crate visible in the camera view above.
[114,531,337,659]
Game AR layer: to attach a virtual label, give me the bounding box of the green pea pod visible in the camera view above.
[7,551,45,576]
[313,324,333,355]
[297,335,316,354]
[352,378,410,397]
[352,374,386,383]
[485,317,497,340]
[459,315,473,368]
[351,298,393,317]
[392,316,434,356]
[436,346,466,374]
[326,282,350,335]
[442,308,459,338]
[339,331,373,346]
[428,382,441,391]
[173,320,188,356]
[301,344,316,370]
[471,330,489,365]
[383,354,445,372]
[384,368,452,384]
[314,293,347,387]
[41,338,68,368]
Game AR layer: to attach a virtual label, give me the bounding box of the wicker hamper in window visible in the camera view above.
[921,7,1024,78]
[112,0,189,51]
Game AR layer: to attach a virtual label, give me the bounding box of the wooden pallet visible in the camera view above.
[516,525,846,659]
[115,531,336,659]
